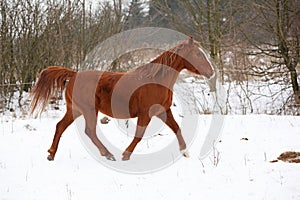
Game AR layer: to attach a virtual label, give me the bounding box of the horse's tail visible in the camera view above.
[30,66,76,116]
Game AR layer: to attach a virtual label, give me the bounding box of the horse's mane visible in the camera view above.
[134,43,184,79]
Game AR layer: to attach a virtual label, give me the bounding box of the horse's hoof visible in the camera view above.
[181,150,190,158]
[47,154,54,161]
[106,155,116,161]
[122,151,132,161]
[122,156,130,161]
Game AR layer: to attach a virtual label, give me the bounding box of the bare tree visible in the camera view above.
[244,0,300,104]
[0,0,126,111]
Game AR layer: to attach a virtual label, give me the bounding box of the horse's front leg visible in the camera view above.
[157,109,189,157]
[122,115,151,161]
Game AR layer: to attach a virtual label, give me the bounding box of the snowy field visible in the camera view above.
[1,105,300,199]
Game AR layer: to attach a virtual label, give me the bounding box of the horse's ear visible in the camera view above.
[188,36,193,45]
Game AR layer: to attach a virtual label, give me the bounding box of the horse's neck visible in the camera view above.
[166,72,180,91]
[150,63,182,89]
[153,52,183,86]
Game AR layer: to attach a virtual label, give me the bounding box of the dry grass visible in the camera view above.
[277,151,300,163]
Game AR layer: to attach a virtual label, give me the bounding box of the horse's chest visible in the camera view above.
[131,85,173,110]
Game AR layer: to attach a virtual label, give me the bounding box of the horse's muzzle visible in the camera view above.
[206,72,217,92]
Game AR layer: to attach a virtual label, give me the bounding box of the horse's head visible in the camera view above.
[178,37,214,79]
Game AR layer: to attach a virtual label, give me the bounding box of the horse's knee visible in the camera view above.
[85,128,93,137]
[133,137,142,143]
[55,122,63,131]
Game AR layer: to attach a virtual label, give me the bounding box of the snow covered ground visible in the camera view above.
[1,105,300,199]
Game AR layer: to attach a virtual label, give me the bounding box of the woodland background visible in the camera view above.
[0,0,299,114]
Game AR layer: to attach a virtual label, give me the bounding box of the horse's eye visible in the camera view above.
[197,52,202,57]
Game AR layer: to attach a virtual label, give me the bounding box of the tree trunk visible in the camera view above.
[290,69,300,104]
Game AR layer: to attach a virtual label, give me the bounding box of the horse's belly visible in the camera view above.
[98,94,136,119]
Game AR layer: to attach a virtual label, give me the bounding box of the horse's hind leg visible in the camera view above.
[83,111,115,161]
[157,109,188,157]
[47,109,81,161]
[122,115,151,160]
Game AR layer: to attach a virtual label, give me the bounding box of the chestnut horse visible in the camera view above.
[30,37,214,161]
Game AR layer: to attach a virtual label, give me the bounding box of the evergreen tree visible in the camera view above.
[124,0,146,30]
[148,0,180,28]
